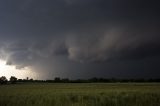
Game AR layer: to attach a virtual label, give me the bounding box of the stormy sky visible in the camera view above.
[0,0,160,79]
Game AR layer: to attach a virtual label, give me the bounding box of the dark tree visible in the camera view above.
[54,77,61,82]
[10,76,17,84]
[0,76,8,84]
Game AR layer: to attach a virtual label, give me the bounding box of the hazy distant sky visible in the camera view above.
[0,0,160,79]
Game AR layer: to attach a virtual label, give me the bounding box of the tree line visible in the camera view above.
[0,76,160,85]
[0,76,19,84]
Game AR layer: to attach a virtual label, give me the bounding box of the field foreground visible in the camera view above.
[0,83,160,106]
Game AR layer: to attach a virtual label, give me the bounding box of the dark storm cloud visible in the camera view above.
[66,25,160,62]
[0,0,160,79]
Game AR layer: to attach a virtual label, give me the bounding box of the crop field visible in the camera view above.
[0,83,160,106]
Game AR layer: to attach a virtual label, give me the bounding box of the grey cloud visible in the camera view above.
[0,38,68,68]
[65,25,160,62]
[1,23,160,69]
[0,0,160,79]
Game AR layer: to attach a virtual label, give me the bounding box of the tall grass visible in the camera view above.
[0,83,160,106]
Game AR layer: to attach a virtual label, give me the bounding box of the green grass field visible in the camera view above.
[0,83,160,106]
